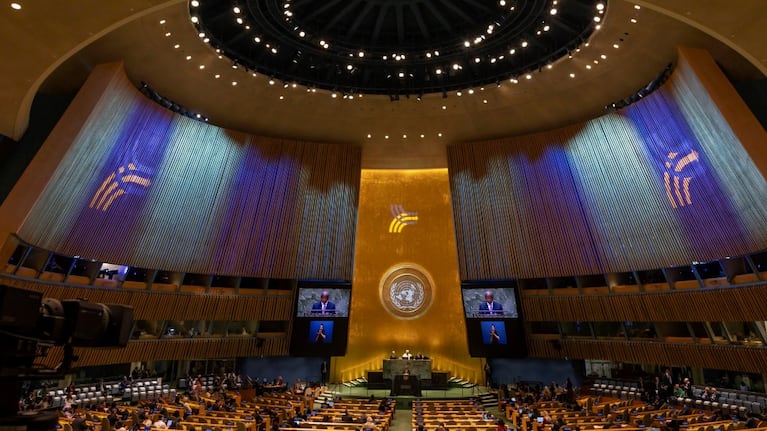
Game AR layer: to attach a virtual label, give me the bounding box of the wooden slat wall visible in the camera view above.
[447,51,767,280]
[0,276,294,322]
[15,64,360,280]
[521,284,767,322]
[527,338,767,374]
[35,337,289,369]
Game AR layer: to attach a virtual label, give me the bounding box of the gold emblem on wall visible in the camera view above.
[663,150,699,208]
[388,204,418,233]
[89,163,152,211]
[379,263,434,320]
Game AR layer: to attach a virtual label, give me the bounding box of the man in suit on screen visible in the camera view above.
[311,291,336,315]
[478,291,504,315]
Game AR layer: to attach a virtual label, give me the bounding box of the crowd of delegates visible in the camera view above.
[502,378,764,431]
[498,378,576,407]
[638,369,725,407]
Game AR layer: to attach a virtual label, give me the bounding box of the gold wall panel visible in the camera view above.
[332,169,481,383]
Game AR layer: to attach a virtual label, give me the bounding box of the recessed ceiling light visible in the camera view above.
[634,4,641,9]
[185,55,192,60]
[367,134,372,139]
[438,133,443,137]
[402,134,407,139]
[569,73,575,78]
[10,2,20,9]
[442,105,447,110]
[159,19,165,24]
[231,81,238,86]
[199,65,205,69]
[191,0,199,6]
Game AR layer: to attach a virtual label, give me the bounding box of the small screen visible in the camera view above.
[481,320,507,345]
[308,320,334,343]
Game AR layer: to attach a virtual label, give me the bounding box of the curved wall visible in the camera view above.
[14,63,361,279]
[448,49,767,279]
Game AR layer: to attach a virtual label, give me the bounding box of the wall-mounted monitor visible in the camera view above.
[461,280,525,357]
[290,280,351,356]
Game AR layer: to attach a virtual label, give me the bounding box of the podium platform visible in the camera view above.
[391,374,421,396]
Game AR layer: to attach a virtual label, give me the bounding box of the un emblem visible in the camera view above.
[379,264,434,320]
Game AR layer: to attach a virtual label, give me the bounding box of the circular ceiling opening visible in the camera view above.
[191,0,605,95]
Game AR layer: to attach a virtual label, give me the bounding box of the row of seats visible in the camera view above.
[678,389,764,415]
[47,379,172,408]
[124,382,175,402]
[592,380,765,415]
[591,380,640,400]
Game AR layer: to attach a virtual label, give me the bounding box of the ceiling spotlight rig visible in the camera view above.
[191,0,606,96]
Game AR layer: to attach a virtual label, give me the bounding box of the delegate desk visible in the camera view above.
[383,359,432,380]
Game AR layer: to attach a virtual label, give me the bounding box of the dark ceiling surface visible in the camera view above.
[195,0,601,94]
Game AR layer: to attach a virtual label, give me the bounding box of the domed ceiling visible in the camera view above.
[1,1,765,169]
[192,0,601,94]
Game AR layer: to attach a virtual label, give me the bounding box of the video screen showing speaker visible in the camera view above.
[294,284,351,317]
[290,280,351,356]
[461,281,525,357]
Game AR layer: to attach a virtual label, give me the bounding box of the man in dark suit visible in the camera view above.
[320,360,329,385]
[478,291,504,315]
[311,291,336,315]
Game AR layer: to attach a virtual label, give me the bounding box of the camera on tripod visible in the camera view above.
[0,284,134,427]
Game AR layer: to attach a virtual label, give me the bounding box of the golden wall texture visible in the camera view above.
[331,169,482,383]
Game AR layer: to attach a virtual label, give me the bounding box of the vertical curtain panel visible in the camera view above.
[18,67,361,280]
[448,55,767,279]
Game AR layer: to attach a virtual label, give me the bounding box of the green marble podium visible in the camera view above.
[383,359,432,380]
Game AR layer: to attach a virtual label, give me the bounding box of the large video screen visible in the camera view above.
[295,286,351,318]
[290,280,351,357]
[461,287,519,318]
[461,281,525,357]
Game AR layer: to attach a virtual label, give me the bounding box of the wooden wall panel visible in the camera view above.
[527,338,767,374]
[0,276,294,321]
[36,337,289,369]
[521,284,767,322]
